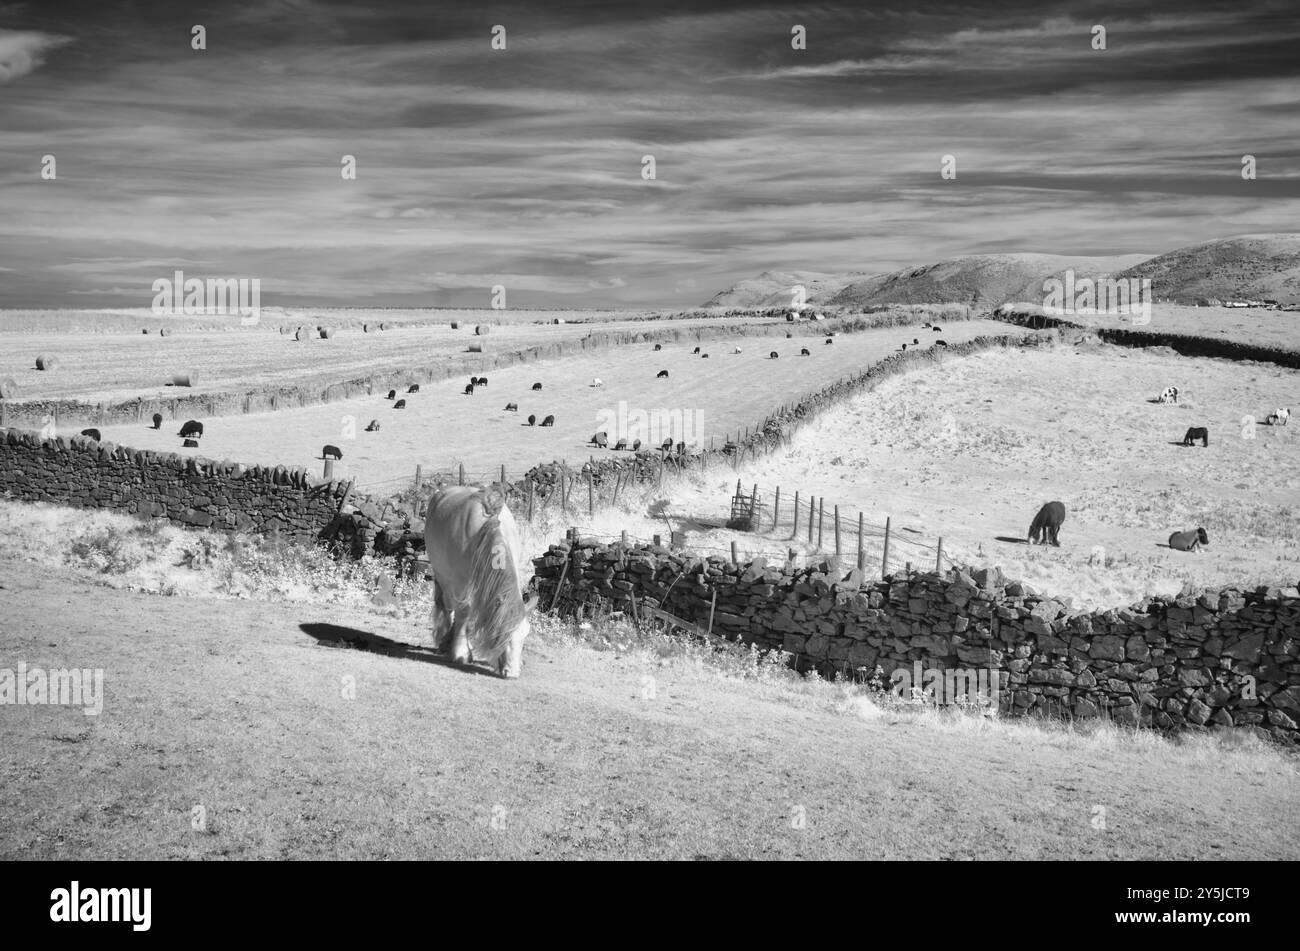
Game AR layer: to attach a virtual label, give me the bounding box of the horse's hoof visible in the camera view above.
[452,650,470,665]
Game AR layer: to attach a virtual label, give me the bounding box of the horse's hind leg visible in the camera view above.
[448,609,471,665]
[430,579,454,651]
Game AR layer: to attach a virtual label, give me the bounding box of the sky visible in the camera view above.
[1,0,1298,309]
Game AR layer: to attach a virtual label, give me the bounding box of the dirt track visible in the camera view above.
[1,558,1295,860]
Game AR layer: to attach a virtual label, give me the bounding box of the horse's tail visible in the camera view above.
[465,508,525,663]
[1028,509,1043,542]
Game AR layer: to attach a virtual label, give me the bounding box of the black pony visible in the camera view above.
[1181,427,1208,447]
[1028,501,1066,546]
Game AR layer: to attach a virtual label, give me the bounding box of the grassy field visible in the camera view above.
[1011,302,1300,352]
[84,320,1008,489]
[0,521,1294,861]
[695,338,1300,608]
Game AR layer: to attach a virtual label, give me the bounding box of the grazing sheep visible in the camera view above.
[152,413,163,430]
[659,438,673,451]
[394,399,407,409]
[933,326,942,332]
[591,378,603,388]
[541,415,555,427]
[365,420,380,432]
[80,428,101,441]
[801,348,811,356]
[935,340,948,347]
[824,338,833,346]
[693,346,701,354]
[408,384,420,394]
[1266,407,1290,426]
[733,347,742,354]
[657,370,669,379]
[632,439,642,451]
[532,382,543,391]
[178,420,203,439]
[769,351,779,359]
[901,344,908,351]
[464,384,474,395]
[504,402,518,412]
[614,438,628,450]
[591,432,609,448]
[654,344,662,351]
[386,389,397,400]
[1169,527,1209,552]
[323,444,343,460]
[701,353,709,359]
[527,415,536,426]
[913,338,919,345]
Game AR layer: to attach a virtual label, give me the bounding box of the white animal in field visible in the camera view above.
[733,346,742,354]
[1267,407,1290,426]
[1157,386,1179,403]
[424,485,536,678]
[591,378,604,388]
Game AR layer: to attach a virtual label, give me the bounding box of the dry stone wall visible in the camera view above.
[532,539,1300,742]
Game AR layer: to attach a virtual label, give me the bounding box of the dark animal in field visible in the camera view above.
[654,344,662,351]
[1266,407,1290,426]
[660,438,673,451]
[614,438,628,450]
[901,344,907,351]
[701,353,709,359]
[80,428,101,441]
[632,439,642,451]
[386,389,396,400]
[1181,427,1209,447]
[932,326,942,332]
[478,377,488,387]
[469,377,480,387]
[1157,386,1178,404]
[591,432,608,448]
[675,441,685,454]
[323,444,343,460]
[935,340,948,347]
[1028,501,1066,546]
[365,420,380,432]
[408,384,419,394]
[824,338,833,345]
[178,420,203,439]
[923,322,931,328]
[693,346,701,354]
[657,370,669,378]
[527,415,536,426]
[770,351,779,359]
[151,413,163,430]
[504,402,518,412]
[394,399,407,409]
[541,415,555,427]
[182,438,199,448]
[464,384,474,395]
[913,338,919,345]
[532,382,542,391]
[1168,527,1209,552]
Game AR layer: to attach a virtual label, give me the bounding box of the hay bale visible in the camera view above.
[319,327,335,339]
[171,372,199,387]
[378,322,386,331]
[553,318,565,325]
[35,354,60,371]
[475,325,490,335]
[0,377,21,399]
[295,326,315,342]
[159,327,170,337]
[468,342,485,353]
[363,324,369,333]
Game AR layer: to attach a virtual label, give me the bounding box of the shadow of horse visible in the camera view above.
[298,622,499,677]
[993,536,1029,545]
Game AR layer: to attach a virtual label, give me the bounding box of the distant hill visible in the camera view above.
[708,253,1151,309]
[1115,234,1300,305]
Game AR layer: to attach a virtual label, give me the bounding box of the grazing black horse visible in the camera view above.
[527,414,536,426]
[1181,427,1209,447]
[463,383,474,395]
[386,389,397,400]
[365,419,380,432]
[323,444,343,460]
[1169,527,1209,552]
[394,399,407,409]
[178,420,203,439]
[152,413,163,430]
[591,432,608,448]
[504,402,518,412]
[531,382,543,391]
[657,369,669,378]
[408,384,420,394]
[80,428,101,441]
[1028,501,1066,546]
[800,348,810,356]
[540,415,555,427]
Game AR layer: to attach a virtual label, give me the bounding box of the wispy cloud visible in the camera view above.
[0,29,72,83]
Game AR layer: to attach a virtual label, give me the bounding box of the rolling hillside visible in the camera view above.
[1116,233,1300,305]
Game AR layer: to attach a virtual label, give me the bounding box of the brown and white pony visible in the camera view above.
[424,485,536,677]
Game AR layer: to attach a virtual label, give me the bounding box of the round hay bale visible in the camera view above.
[378,322,386,331]
[319,327,335,339]
[475,325,491,335]
[295,326,315,342]
[363,324,369,333]
[553,317,565,325]
[0,377,21,399]
[171,372,199,387]
[468,342,485,353]
[35,354,60,371]
[159,327,170,337]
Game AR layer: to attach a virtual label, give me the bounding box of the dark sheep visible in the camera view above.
[935,340,948,347]
[1169,527,1209,552]
[527,415,536,426]
[654,344,662,351]
[80,428,101,441]
[591,432,609,448]
[769,351,779,359]
[478,377,488,386]
[504,402,518,412]
[178,420,203,439]
[152,413,163,430]
[1028,501,1066,546]
[614,438,628,450]
[701,353,709,359]
[913,338,919,345]
[386,389,396,400]
[657,370,669,378]
[408,384,420,394]
[323,444,343,460]
[532,382,543,391]
[464,383,474,395]
[660,438,673,451]
[933,326,942,332]
[693,346,700,354]
[365,420,380,432]
[541,415,555,427]
[901,344,908,351]
[632,439,642,451]
[801,348,810,356]
[675,441,685,454]
[824,338,833,345]
[394,399,407,409]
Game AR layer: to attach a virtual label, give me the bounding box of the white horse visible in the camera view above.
[424,485,536,677]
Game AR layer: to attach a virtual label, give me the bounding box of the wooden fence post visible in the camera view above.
[936,537,944,573]
[730,541,738,564]
[857,512,865,570]
[750,483,758,525]
[834,504,841,559]
[458,463,465,486]
[323,459,334,480]
[792,490,800,539]
[818,498,825,549]
[707,589,718,637]
[414,464,422,489]
[588,470,594,515]
[527,479,534,521]
[773,486,780,533]
[501,463,506,486]
[807,496,814,544]
[881,516,892,579]
[561,470,569,512]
